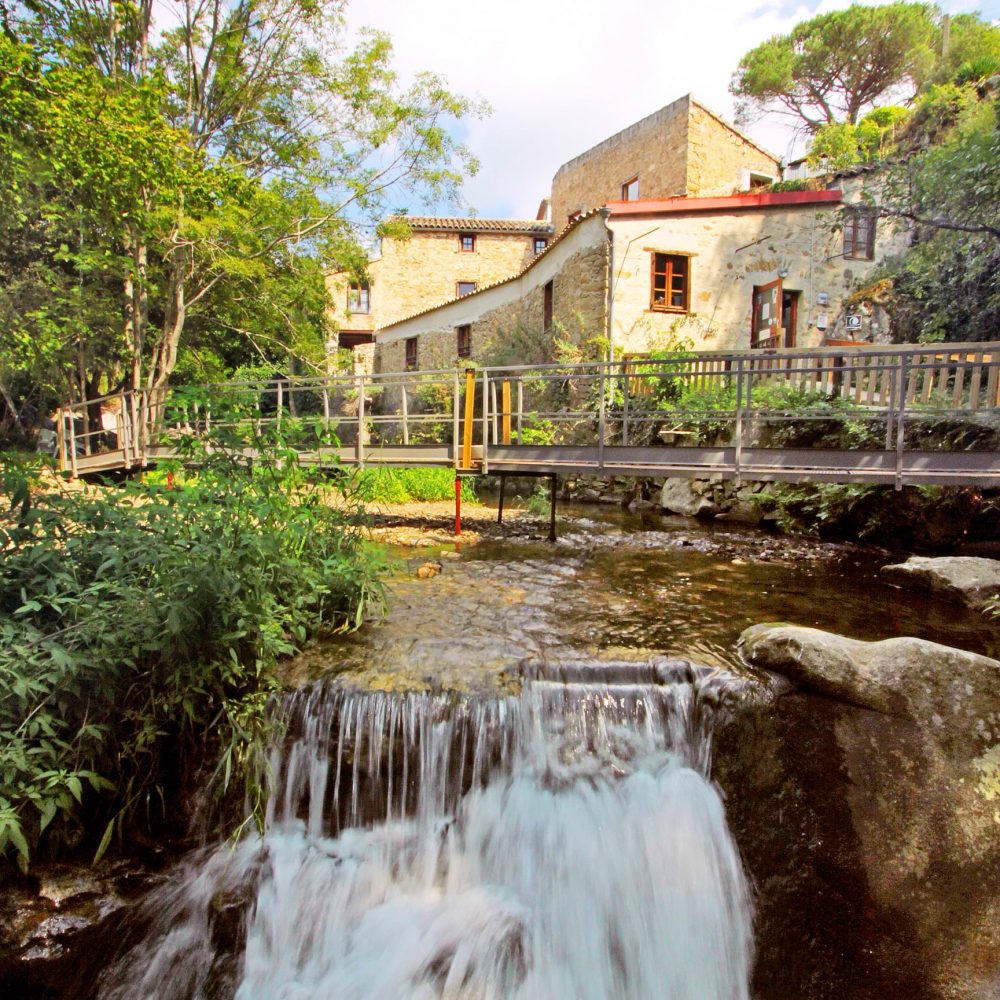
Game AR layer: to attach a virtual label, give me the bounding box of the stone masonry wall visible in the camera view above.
[549,96,781,227]
[608,201,890,354]
[686,104,780,196]
[550,97,691,227]
[326,229,540,336]
[376,236,610,374]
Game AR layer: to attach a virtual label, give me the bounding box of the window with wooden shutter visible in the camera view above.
[405,337,418,371]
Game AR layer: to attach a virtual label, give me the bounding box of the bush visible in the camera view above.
[354,466,476,504]
[0,427,385,871]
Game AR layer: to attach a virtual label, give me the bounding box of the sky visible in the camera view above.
[347,0,1000,220]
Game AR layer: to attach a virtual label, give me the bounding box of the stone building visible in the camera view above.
[549,94,780,226]
[326,93,905,371]
[374,187,906,371]
[326,217,553,348]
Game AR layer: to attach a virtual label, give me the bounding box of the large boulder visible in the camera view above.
[733,624,1000,999]
[881,555,1000,613]
[659,477,718,519]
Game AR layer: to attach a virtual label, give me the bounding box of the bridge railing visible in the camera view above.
[53,343,1000,479]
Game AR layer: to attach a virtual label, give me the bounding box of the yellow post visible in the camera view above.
[462,368,475,470]
[502,379,511,445]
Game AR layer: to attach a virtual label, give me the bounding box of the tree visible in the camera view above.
[732,3,937,132]
[0,0,484,420]
[808,106,912,171]
[859,94,1000,342]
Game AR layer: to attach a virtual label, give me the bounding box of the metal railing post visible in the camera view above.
[895,354,907,490]
[401,384,409,446]
[598,365,606,470]
[276,380,283,430]
[453,369,461,468]
[481,367,489,474]
[356,373,365,468]
[734,358,743,486]
[516,378,523,443]
[621,361,630,447]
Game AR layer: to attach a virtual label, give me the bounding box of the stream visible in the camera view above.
[91,506,996,999]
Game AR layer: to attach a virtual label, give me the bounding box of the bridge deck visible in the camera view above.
[58,343,1000,489]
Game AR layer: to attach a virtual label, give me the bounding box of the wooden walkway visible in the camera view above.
[56,342,1000,489]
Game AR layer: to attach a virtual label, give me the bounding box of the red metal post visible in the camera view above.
[454,476,461,536]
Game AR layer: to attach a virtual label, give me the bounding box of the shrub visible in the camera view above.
[354,466,476,504]
[0,427,385,871]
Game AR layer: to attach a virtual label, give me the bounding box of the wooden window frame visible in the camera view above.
[649,252,691,314]
[543,280,553,331]
[460,233,476,253]
[533,237,548,255]
[456,280,478,298]
[456,324,472,359]
[405,337,418,371]
[347,282,370,314]
[621,175,640,201]
[843,209,876,261]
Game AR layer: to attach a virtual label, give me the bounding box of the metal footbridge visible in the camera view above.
[56,342,1000,489]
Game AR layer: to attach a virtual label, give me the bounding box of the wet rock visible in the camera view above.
[627,498,657,512]
[881,555,1000,613]
[0,860,163,999]
[416,561,442,579]
[714,500,764,527]
[659,478,718,519]
[735,624,1000,998]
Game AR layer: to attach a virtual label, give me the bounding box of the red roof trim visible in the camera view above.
[607,190,842,216]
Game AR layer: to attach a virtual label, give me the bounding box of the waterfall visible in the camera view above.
[99,663,753,1000]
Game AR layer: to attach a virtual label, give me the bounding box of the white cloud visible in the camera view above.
[346,0,996,218]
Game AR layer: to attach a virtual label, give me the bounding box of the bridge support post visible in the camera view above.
[455,476,461,536]
[548,473,557,543]
[497,473,506,525]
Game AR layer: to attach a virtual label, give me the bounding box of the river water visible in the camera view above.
[95,506,996,999]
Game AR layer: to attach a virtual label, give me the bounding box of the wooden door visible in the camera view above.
[751,279,782,349]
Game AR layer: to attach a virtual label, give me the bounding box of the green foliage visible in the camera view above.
[0,427,385,871]
[873,93,1000,342]
[354,467,476,504]
[808,107,911,170]
[732,3,937,130]
[0,2,485,421]
[768,179,813,193]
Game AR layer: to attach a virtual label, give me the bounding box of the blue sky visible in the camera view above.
[348,0,1000,219]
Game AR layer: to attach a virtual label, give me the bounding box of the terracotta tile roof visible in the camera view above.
[606,189,842,216]
[394,216,554,234]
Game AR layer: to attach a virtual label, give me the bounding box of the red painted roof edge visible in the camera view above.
[607,190,842,215]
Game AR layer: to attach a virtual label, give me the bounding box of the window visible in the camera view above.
[457,281,477,297]
[650,253,690,313]
[460,233,476,252]
[456,324,472,359]
[347,282,370,314]
[543,280,553,331]
[621,176,640,201]
[533,237,548,255]
[405,337,418,371]
[843,209,876,260]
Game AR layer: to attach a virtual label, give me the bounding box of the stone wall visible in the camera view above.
[326,229,541,336]
[686,103,779,196]
[549,96,781,227]
[375,214,610,374]
[550,97,690,228]
[608,198,893,354]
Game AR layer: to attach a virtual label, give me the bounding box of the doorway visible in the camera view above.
[751,281,798,348]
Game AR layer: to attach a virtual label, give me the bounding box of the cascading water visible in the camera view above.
[99,661,753,1000]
